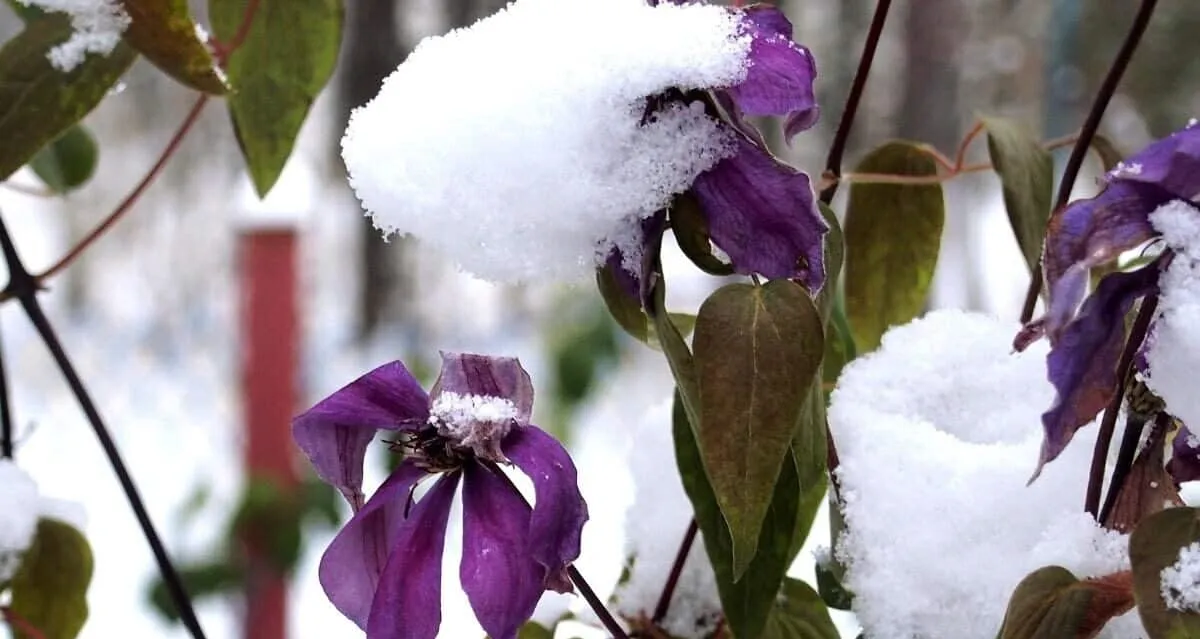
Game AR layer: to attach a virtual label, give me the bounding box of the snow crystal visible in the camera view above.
[611,399,721,638]
[1162,542,1200,612]
[429,391,519,425]
[429,391,519,458]
[829,310,1139,639]
[341,0,754,284]
[0,460,40,582]
[1146,201,1200,433]
[1109,161,1144,179]
[17,0,130,72]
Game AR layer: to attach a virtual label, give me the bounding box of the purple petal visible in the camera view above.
[365,472,460,639]
[1169,424,1200,484]
[1042,180,1166,330]
[318,463,426,628]
[602,211,666,308]
[1044,263,1091,343]
[460,463,546,639]
[1111,121,1200,199]
[692,134,828,291]
[294,361,431,508]
[431,353,534,423]
[713,90,769,148]
[1035,266,1159,477]
[503,426,588,592]
[726,6,818,141]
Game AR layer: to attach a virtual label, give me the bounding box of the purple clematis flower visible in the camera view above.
[293,352,588,639]
[608,1,827,300]
[1015,121,1200,477]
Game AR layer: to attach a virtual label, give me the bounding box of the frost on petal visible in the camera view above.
[1037,266,1159,476]
[691,135,827,290]
[432,353,534,423]
[318,464,429,629]
[1168,426,1200,484]
[503,426,588,592]
[726,5,818,140]
[1111,121,1200,200]
[365,472,460,639]
[294,361,431,509]
[1041,181,1164,334]
[460,463,546,639]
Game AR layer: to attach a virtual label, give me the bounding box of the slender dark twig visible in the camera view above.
[652,518,698,624]
[1020,0,1160,324]
[1084,294,1159,518]
[0,218,207,639]
[481,461,629,639]
[0,320,12,459]
[568,565,629,639]
[1099,411,1170,525]
[818,0,893,205]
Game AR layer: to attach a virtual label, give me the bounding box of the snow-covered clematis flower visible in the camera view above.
[609,1,828,300]
[341,0,826,289]
[1015,121,1200,477]
[293,353,588,639]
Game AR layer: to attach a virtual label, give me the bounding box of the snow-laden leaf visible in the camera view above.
[119,0,226,94]
[844,141,944,352]
[982,116,1054,274]
[30,125,97,193]
[0,14,135,181]
[1130,507,1200,637]
[9,518,94,639]
[996,566,1134,639]
[210,0,342,196]
[693,280,822,578]
[761,578,840,639]
[674,393,800,639]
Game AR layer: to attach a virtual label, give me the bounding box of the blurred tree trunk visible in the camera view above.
[898,0,965,151]
[447,0,509,28]
[341,0,409,341]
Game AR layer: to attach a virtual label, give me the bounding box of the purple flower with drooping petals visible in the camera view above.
[293,352,588,639]
[1015,121,1200,478]
[608,1,828,299]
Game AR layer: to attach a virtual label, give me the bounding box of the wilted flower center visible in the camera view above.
[427,392,520,461]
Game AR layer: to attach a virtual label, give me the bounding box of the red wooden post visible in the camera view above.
[239,224,299,639]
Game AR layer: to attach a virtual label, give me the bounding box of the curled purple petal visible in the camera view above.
[318,463,427,629]
[603,211,666,308]
[1013,317,1047,353]
[1110,121,1200,199]
[726,6,819,141]
[692,135,828,291]
[1042,180,1166,327]
[503,426,588,592]
[460,463,546,639]
[1169,424,1200,484]
[432,353,534,423]
[365,472,460,639]
[1043,263,1091,343]
[1035,266,1159,477]
[294,361,431,508]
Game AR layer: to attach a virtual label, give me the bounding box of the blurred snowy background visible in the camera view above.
[0,0,1197,637]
